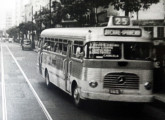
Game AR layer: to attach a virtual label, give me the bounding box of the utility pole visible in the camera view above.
[40,5,42,33]
[31,5,35,49]
[49,0,52,28]
[31,5,33,44]
[94,7,98,26]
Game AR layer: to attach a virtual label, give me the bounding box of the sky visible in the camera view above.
[0,0,15,29]
[0,0,15,13]
[0,0,29,29]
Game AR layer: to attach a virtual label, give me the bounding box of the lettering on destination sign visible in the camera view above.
[89,42,121,59]
[104,28,141,37]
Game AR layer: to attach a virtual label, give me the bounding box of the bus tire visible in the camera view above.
[45,72,51,89]
[73,85,83,108]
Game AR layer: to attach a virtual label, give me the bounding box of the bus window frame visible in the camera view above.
[72,40,84,58]
[62,39,68,55]
[50,39,55,52]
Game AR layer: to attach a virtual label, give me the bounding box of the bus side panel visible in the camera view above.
[49,54,66,90]
[42,51,66,90]
[70,59,83,87]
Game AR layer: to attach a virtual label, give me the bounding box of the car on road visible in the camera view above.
[8,38,13,43]
[22,39,32,50]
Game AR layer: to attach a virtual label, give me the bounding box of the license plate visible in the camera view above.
[109,89,122,94]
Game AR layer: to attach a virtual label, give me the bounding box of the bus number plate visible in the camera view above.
[109,89,122,94]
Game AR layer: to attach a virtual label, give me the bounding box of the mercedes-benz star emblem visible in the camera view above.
[117,76,125,84]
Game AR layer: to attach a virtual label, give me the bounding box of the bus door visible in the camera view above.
[63,42,72,92]
[38,38,44,74]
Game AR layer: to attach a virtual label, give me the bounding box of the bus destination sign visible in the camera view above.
[113,16,130,26]
[104,28,142,37]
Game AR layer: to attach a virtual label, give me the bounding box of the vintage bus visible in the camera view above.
[38,16,153,107]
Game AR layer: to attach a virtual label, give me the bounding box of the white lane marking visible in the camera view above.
[1,44,8,120]
[6,45,53,120]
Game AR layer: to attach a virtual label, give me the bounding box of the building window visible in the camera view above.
[157,27,164,38]
[144,27,153,38]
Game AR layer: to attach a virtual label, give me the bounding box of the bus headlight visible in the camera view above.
[89,81,98,88]
[144,82,152,90]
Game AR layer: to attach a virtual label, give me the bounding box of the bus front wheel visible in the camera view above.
[73,86,83,108]
[45,72,51,89]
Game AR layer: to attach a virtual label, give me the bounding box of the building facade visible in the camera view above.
[25,3,32,22]
[5,12,13,30]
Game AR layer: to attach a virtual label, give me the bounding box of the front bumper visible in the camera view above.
[81,91,153,102]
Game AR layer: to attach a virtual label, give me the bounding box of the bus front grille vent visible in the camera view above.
[103,73,139,89]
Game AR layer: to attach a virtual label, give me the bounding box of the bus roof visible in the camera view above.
[40,26,152,42]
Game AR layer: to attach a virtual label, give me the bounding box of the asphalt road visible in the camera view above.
[0,42,163,120]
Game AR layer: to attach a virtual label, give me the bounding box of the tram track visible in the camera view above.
[1,44,7,120]
[0,43,52,120]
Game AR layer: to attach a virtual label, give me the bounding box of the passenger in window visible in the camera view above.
[76,46,84,58]
[43,43,48,49]
[47,45,51,51]
[50,44,54,51]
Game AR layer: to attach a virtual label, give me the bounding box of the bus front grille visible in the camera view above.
[103,73,139,89]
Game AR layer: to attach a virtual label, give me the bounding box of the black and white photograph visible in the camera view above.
[0,0,165,120]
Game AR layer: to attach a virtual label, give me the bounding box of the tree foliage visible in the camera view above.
[6,26,19,38]
[34,0,160,28]
[52,1,65,25]
[110,0,159,16]
[18,21,36,37]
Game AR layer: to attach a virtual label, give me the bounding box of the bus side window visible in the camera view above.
[59,43,62,53]
[62,40,68,55]
[50,41,55,51]
[43,39,51,51]
[53,39,58,52]
[54,43,57,52]
[55,43,62,53]
[43,42,48,50]
[63,43,67,55]
[73,41,84,58]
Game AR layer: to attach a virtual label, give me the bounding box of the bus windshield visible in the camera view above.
[124,42,152,60]
[86,42,121,59]
[85,42,152,60]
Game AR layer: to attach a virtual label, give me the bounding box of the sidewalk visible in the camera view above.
[32,42,38,53]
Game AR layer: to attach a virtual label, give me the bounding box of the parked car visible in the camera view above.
[22,39,32,50]
[8,38,13,43]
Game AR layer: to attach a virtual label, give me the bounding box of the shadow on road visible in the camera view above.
[45,84,153,120]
